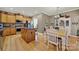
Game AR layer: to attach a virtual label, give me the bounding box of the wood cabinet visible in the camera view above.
[21,28,35,43]
[0,13,16,23]
[3,28,10,36]
[22,17,27,23]
[16,15,23,21]
[10,28,16,35]
[7,14,16,23]
[0,13,7,23]
[3,28,16,36]
[16,15,27,23]
[0,12,32,23]
[16,15,32,22]
[26,17,32,21]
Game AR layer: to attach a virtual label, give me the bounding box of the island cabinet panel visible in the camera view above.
[21,28,35,43]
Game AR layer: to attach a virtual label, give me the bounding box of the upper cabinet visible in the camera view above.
[0,13,7,23]
[22,17,32,23]
[16,15,26,23]
[16,14,32,23]
[16,15,23,21]
[26,17,32,21]
[0,12,16,23]
[7,14,16,23]
[22,16,27,23]
[0,11,32,23]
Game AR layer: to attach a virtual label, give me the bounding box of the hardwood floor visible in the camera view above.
[3,33,57,51]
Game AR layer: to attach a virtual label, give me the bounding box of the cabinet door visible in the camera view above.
[16,15,23,21]
[22,17,26,23]
[11,15,16,23]
[7,15,16,23]
[0,13,7,23]
[3,28,16,36]
[26,17,32,21]
[10,28,16,35]
[3,28,10,36]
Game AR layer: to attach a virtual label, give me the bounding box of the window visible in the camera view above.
[66,20,69,26]
[33,18,38,28]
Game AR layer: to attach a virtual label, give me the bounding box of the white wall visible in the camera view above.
[49,16,55,27]
[33,9,79,35]
[42,14,51,26]
[32,13,50,33]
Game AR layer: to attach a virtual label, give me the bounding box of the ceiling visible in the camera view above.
[0,7,79,16]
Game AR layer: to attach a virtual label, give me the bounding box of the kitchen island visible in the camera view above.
[21,28,35,43]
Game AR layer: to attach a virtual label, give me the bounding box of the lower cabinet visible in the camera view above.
[10,28,16,35]
[21,28,35,43]
[3,28,10,36]
[3,28,16,36]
